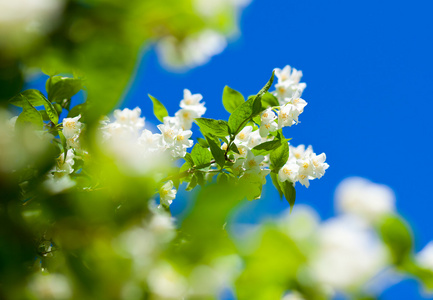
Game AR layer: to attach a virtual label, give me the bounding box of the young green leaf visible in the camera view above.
[270,141,289,172]
[261,92,279,108]
[222,86,245,113]
[251,140,282,156]
[184,153,195,167]
[205,135,225,169]
[191,144,212,168]
[10,89,58,124]
[279,180,296,210]
[228,97,256,135]
[148,94,169,122]
[68,103,86,118]
[270,172,283,199]
[195,118,230,137]
[47,77,82,104]
[16,97,44,129]
[197,138,209,148]
[378,215,413,266]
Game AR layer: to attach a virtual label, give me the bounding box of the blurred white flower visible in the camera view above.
[335,177,395,223]
[310,215,388,292]
[156,29,227,70]
[148,263,187,299]
[159,181,177,207]
[416,241,433,271]
[0,0,65,49]
[27,273,71,300]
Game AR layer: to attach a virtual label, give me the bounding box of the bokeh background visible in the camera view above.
[27,0,433,298]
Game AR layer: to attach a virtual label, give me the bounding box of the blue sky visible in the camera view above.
[27,0,433,298]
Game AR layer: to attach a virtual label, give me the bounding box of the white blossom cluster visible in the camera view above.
[278,144,329,188]
[224,65,328,190]
[101,89,205,160]
[274,177,433,298]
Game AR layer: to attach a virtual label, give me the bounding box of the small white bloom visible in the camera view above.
[28,273,72,300]
[259,120,278,138]
[62,115,82,139]
[290,97,308,113]
[278,162,299,183]
[311,153,329,179]
[180,89,206,113]
[56,149,75,175]
[175,108,201,130]
[235,126,253,144]
[416,241,433,271]
[113,107,145,130]
[234,144,248,159]
[244,150,264,173]
[278,104,300,129]
[260,108,276,123]
[297,158,314,177]
[159,181,177,207]
[290,144,313,161]
[247,130,264,148]
[157,123,180,145]
[148,263,187,299]
[335,177,395,223]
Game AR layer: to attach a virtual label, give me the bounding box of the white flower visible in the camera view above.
[278,104,299,129]
[180,89,206,113]
[113,107,145,130]
[44,174,76,194]
[157,123,180,145]
[290,97,308,113]
[175,108,201,130]
[335,177,395,223]
[259,109,278,138]
[174,129,193,148]
[56,149,75,175]
[156,29,227,70]
[310,215,388,292]
[247,130,265,149]
[159,181,177,207]
[235,126,253,144]
[244,150,264,173]
[62,115,82,139]
[234,144,248,159]
[28,273,72,300]
[278,162,299,183]
[416,241,433,271]
[290,144,313,161]
[259,121,278,137]
[282,292,305,300]
[148,263,187,299]
[274,65,303,84]
[138,129,162,152]
[260,108,276,123]
[297,158,314,177]
[311,153,329,179]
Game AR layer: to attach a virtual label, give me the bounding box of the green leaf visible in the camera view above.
[68,103,86,118]
[195,118,230,137]
[378,215,413,265]
[270,172,283,199]
[222,86,245,113]
[228,71,275,135]
[205,135,225,169]
[279,180,296,211]
[217,173,230,184]
[197,138,209,148]
[58,131,68,161]
[229,142,240,154]
[270,141,289,172]
[10,89,58,124]
[184,153,195,167]
[186,174,198,191]
[47,77,82,104]
[15,97,44,129]
[261,92,279,108]
[191,144,212,168]
[195,172,205,186]
[148,94,169,122]
[228,97,256,135]
[403,260,433,290]
[251,139,282,156]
